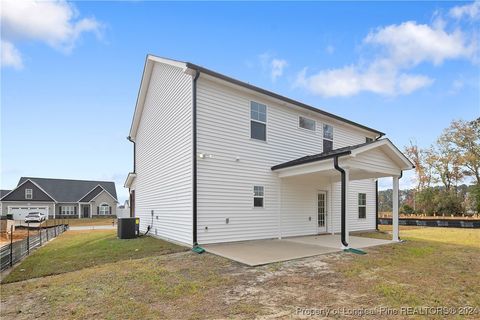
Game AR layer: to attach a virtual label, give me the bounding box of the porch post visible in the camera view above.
[78,203,81,219]
[278,178,282,239]
[392,176,400,241]
[344,168,350,246]
[53,203,56,219]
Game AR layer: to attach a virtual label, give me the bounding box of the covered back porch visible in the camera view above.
[273,139,414,248]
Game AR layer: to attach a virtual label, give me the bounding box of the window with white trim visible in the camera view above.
[250,101,267,141]
[99,203,110,215]
[61,206,75,215]
[358,193,366,219]
[25,189,33,200]
[299,116,316,131]
[253,186,264,208]
[323,124,333,152]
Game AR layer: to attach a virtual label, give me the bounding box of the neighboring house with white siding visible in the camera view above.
[125,55,414,248]
[1,177,118,220]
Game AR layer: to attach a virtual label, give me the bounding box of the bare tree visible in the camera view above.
[405,140,436,190]
[447,118,480,185]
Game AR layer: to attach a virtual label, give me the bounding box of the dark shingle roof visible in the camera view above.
[0,190,12,197]
[271,141,375,171]
[18,177,117,203]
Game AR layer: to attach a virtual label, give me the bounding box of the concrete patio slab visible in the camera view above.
[203,234,392,266]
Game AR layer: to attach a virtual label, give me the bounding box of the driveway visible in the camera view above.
[203,234,393,266]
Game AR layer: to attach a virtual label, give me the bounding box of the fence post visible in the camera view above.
[39,226,42,246]
[27,222,30,255]
[46,219,49,241]
[54,219,57,237]
[10,225,13,267]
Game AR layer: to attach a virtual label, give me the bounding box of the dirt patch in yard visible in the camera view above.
[0,229,30,247]
[2,228,480,319]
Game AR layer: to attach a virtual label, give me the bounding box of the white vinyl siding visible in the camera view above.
[331,179,376,232]
[134,61,193,245]
[196,76,377,244]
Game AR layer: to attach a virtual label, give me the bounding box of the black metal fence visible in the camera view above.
[0,224,68,272]
[378,218,480,228]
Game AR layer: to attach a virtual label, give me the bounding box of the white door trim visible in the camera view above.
[317,190,328,233]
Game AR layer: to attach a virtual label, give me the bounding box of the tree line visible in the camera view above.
[380,118,480,216]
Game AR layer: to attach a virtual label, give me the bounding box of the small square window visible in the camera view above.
[25,189,33,200]
[253,186,264,208]
[299,116,316,131]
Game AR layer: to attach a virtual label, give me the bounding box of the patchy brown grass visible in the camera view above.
[1,228,479,319]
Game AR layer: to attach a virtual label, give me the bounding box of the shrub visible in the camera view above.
[400,204,415,215]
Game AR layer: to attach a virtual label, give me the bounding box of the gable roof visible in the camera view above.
[129,55,385,140]
[271,139,414,171]
[15,177,118,203]
[0,190,11,198]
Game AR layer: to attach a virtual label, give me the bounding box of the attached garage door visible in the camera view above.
[9,207,48,220]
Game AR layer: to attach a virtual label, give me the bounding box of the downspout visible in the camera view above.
[127,136,136,218]
[333,156,348,248]
[192,70,200,246]
[127,136,136,173]
[375,180,379,231]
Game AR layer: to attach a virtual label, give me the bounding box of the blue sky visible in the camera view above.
[1,1,479,202]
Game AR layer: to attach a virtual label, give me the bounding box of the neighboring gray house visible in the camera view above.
[1,177,118,220]
[0,190,11,214]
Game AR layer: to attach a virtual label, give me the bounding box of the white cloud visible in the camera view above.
[1,40,23,69]
[259,53,288,82]
[450,1,480,20]
[1,0,103,69]
[295,65,433,97]
[364,21,476,66]
[296,17,477,97]
[270,58,288,81]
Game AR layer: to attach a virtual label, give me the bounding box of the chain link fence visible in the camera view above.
[0,223,68,271]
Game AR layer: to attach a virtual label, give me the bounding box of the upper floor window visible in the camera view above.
[366,137,373,143]
[358,193,366,219]
[299,116,316,131]
[323,124,333,152]
[253,186,264,208]
[250,101,267,141]
[25,189,33,200]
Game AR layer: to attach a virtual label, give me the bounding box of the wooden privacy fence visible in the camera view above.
[0,223,68,272]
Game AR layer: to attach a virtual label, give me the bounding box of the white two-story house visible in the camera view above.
[124,55,413,249]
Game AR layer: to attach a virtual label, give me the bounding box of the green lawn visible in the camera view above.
[1,227,479,319]
[2,230,187,283]
[338,228,480,309]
